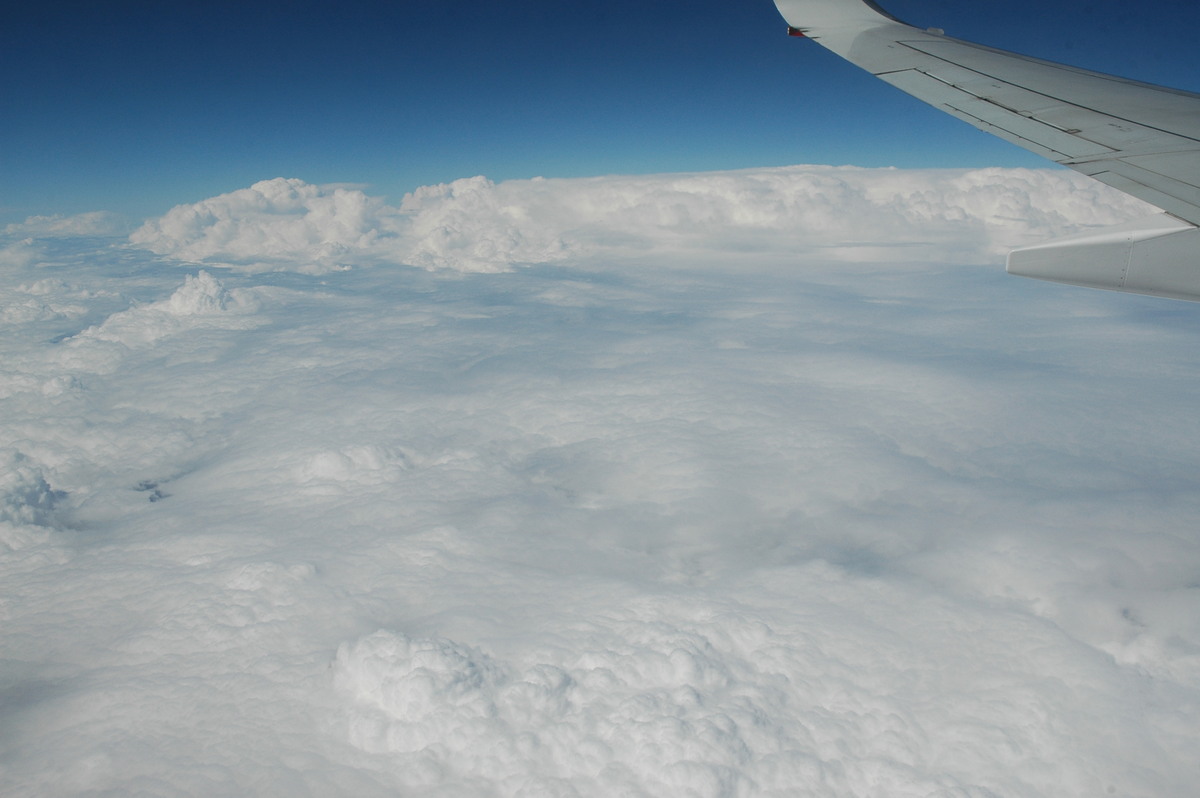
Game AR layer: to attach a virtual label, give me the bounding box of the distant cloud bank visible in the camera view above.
[5,211,128,238]
[129,166,1154,273]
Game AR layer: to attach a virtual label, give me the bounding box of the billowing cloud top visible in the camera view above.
[129,167,1153,273]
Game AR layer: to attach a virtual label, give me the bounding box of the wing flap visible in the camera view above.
[896,39,1200,142]
[879,70,1115,159]
[1088,162,1200,224]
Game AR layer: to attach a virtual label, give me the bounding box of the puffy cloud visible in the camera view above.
[129,167,1153,273]
[73,270,261,348]
[0,449,66,554]
[397,175,578,272]
[332,583,1179,796]
[129,178,399,274]
[1,169,1197,796]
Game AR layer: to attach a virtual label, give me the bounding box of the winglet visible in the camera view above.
[775,0,905,38]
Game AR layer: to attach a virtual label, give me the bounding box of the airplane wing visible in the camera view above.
[774,0,1200,301]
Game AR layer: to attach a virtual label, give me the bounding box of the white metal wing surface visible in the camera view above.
[774,0,1200,301]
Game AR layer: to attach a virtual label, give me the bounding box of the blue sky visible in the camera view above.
[3,0,1198,223]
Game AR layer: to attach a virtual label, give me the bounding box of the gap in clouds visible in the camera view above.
[1,166,1198,797]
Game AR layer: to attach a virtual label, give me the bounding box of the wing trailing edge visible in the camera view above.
[774,0,1200,301]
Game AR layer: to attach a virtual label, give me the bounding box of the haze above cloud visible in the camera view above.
[2,166,1198,796]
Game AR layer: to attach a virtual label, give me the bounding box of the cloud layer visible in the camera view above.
[2,168,1197,796]
[4,211,128,238]
[129,166,1154,273]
